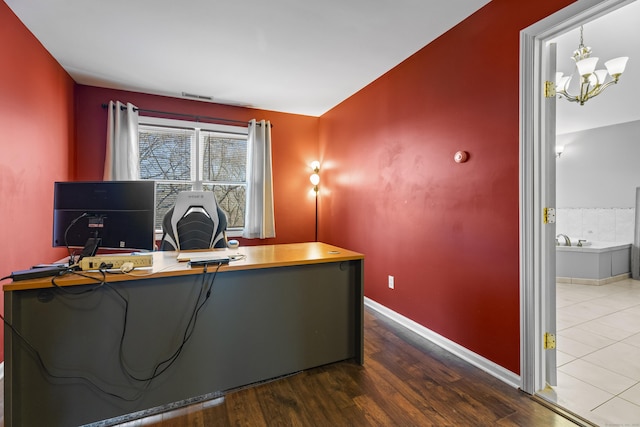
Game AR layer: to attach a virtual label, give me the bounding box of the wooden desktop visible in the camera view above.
[3,242,364,427]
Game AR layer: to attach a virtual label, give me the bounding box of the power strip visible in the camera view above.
[79,254,153,271]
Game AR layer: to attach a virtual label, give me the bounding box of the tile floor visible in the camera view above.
[547,278,640,426]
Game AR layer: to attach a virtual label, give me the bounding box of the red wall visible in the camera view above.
[0,2,75,361]
[318,0,574,374]
[0,0,577,374]
[74,85,320,246]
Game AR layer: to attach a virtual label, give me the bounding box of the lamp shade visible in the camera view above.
[589,69,608,86]
[605,57,629,77]
[310,173,320,186]
[576,57,599,77]
[557,75,571,91]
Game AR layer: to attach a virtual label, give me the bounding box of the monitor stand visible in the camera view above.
[79,237,101,260]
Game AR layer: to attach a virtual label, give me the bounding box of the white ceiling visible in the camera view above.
[5,0,490,117]
[6,0,637,133]
[552,0,639,135]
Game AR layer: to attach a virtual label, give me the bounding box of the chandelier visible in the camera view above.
[555,26,629,105]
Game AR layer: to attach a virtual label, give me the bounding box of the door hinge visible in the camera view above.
[543,207,556,224]
[544,81,556,98]
[544,332,556,350]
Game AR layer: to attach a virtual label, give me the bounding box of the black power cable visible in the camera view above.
[63,212,89,265]
[113,262,222,383]
[2,264,222,401]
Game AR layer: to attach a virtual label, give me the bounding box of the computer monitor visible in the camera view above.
[53,181,156,253]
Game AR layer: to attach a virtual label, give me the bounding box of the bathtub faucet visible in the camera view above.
[556,234,571,246]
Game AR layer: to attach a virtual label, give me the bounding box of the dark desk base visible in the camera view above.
[4,261,363,427]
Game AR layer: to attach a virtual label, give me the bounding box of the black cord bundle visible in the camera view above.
[1,263,222,401]
[114,262,222,384]
[64,212,88,265]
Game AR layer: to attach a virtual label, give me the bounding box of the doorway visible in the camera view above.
[520,0,636,416]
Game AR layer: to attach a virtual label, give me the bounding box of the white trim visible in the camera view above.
[138,116,248,135]
[0,361,4,381]
[519,0,636,395]
[364,297,520,389]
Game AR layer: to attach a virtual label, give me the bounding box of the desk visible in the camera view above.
[4,242,364,427]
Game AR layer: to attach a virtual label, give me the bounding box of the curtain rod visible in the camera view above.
[100,103,272,127]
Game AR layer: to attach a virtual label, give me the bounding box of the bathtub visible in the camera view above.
[556,241,632,285]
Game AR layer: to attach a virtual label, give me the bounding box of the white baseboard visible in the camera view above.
[0,302,520,389]
[364,297,521,389]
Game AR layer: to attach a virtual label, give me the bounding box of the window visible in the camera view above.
[137,116,248,233]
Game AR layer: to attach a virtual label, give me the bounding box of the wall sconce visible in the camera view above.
[555,145,564,158]
[310,160,320,192]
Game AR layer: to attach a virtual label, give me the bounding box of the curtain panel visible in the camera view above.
[243,119,275,239]
[104,101,140,181]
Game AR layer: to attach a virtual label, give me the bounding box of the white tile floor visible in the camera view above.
[550,278,640,426]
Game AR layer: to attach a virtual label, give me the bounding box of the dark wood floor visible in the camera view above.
[94,307,584,427]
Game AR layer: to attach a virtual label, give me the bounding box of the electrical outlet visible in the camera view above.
[388,275,394,289]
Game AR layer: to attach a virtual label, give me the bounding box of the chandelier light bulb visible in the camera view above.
[588,70,607,86]
[576,57,598,77]
[556,73,571,91]
[310,173,320,186]
[605,57,629,78]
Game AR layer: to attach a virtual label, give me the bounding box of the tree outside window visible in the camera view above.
[138,118,248,231]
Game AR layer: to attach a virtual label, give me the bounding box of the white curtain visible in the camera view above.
[103,101,140,181]
[243,119,275,239]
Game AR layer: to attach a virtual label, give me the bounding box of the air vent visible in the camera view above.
[181,92,214,101]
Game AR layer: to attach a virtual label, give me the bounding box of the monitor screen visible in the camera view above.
[53,181,156,251]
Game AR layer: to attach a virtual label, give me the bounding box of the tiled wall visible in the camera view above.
[556,208,635,243]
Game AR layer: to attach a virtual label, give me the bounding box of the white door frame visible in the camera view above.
[519,0,634,395]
